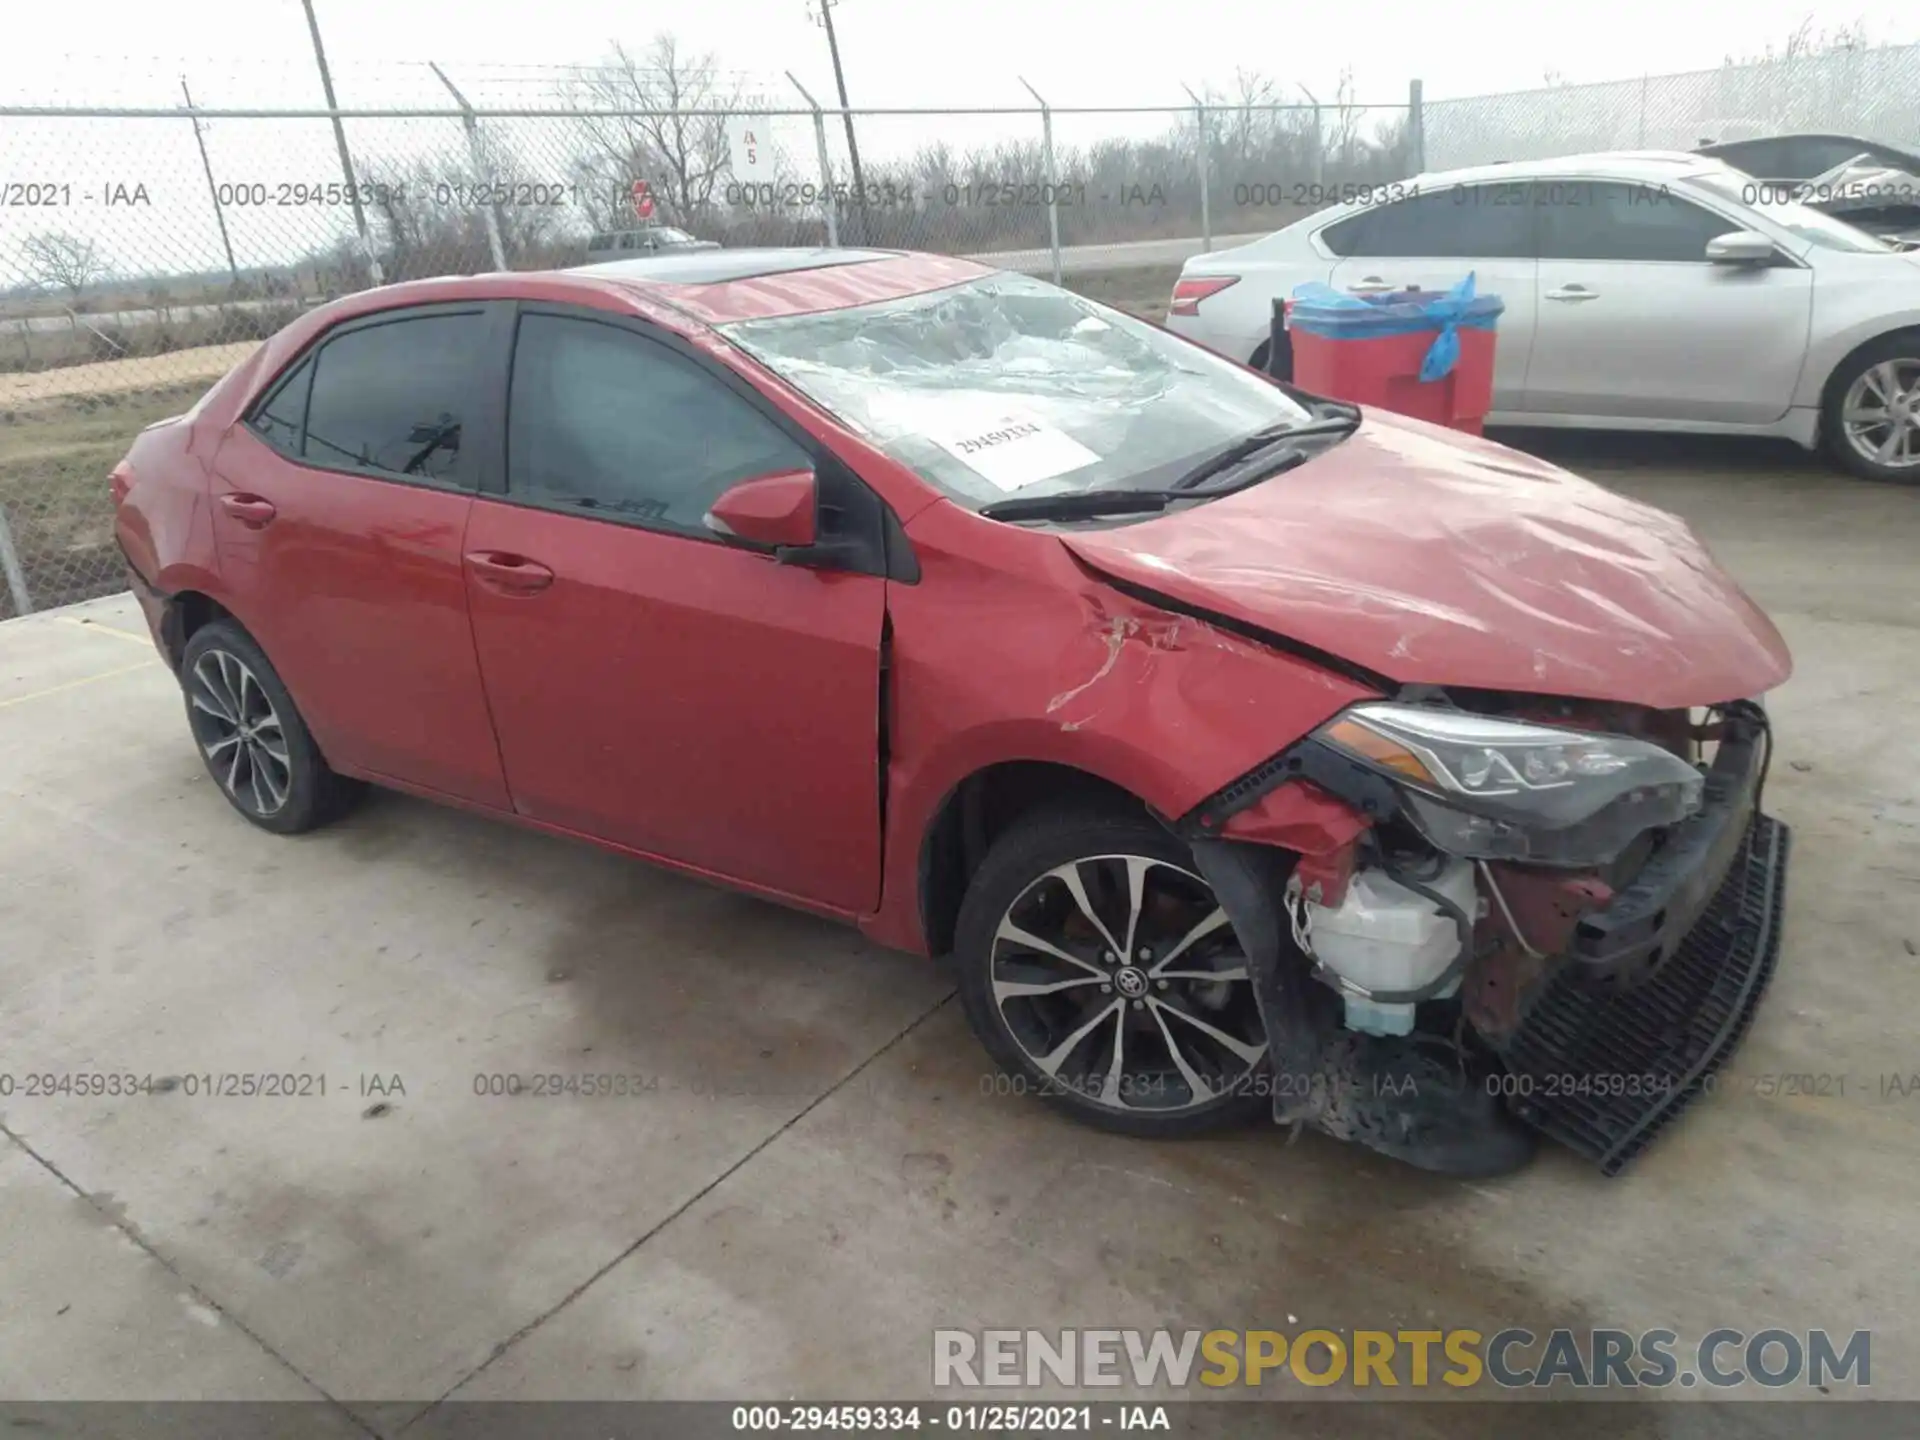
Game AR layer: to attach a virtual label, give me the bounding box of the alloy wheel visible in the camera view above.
[990,854,1266,1114]
[1842,359,1920,470]
[187,649,292,818]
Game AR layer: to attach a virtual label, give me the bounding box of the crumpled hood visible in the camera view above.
[1061,413,1792,709]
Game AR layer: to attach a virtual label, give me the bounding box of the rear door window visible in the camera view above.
[248,356,313,454]
[1322,183,1533,258]
[300,312,486,484]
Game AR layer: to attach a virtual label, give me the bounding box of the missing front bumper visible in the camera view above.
[1499,811,1790,1176]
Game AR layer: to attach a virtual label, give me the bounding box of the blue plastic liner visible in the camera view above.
[1288,272,1505,382]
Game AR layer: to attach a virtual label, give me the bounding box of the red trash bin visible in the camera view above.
[1282,281,1503,435]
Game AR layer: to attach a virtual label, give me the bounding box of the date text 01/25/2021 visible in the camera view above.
[0,1071,404,1099]
[730,1404,1171,1432]
[720,181,1163,209]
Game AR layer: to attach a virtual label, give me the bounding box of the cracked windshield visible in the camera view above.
[719,273,1313,509]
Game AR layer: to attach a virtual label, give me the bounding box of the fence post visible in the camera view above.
[299,0,383,285]
[1408,78,1426,173]
[788,73,840,247]
[1182,84,1212,254]
[1301,86,1324,189]
[430,63,507,272]
[1019,78,1062,285]
[0,502,33,618]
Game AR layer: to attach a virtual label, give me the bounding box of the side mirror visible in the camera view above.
[703,467,818,553]
[1706,230,1777,265]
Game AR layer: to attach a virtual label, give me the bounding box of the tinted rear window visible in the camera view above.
[249,356,313,452]
[1322,183,1533,259]
[302,313,485,482]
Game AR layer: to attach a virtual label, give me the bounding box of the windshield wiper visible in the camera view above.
[980,489,1179,521]
[981,447,1317,522]
[1169,414,1360,490]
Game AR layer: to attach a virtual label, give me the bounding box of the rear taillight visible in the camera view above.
[109,460,134,506]
[1169,275,1239,317]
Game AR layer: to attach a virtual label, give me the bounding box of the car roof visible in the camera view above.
[234,250,999,398]
[569,247,901,284]
[1408,151,1739,188]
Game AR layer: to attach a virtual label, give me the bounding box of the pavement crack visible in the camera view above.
[0,1121,379,1438]
[400,988,958,1430]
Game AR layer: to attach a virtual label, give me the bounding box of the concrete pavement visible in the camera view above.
[2,438,1917,1431]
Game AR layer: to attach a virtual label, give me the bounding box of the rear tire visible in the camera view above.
[179,620,362,834]
[1251,331,1293,380]
[953,807,1268,1138]
[1822,335,1920,483]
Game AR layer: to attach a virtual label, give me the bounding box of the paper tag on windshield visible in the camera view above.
[926,414,1100,492]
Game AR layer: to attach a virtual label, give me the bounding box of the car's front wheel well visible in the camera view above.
[1817,326,1920,482]
[917,761,1151,958]
[1820,325,1920,414]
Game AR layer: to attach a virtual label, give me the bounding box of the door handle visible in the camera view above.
[1545,285,1600,302]
[465,550,555,595]
[1347,276,1395,294]
[218,493,277,527]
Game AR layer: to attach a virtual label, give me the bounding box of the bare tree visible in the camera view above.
[566,35,746,226]
[22,233,102,329]
[1726,16,1870,66]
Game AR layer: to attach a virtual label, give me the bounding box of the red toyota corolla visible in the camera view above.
[113,248,1793,1177]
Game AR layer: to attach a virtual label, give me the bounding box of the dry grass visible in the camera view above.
[0,382,208,617]
[1060,264,1179,324]
[0,341,257,407]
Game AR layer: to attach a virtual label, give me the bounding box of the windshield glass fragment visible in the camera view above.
[718,273,1316,512]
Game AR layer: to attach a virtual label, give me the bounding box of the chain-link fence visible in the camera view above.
[0,89,1418,617]
[5,45,1919,617]
[1424,42,1920,169]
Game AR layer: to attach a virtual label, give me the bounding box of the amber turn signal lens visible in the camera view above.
[1322,717,1437,786]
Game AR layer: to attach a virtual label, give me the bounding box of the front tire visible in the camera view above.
[953,807,1268,1138]
[179,620,362,834]
[1823,337,1920,483]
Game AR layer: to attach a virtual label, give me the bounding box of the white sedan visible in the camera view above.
[1164,152,1920,483]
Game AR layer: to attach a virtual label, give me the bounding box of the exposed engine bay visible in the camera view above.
[1183,693,1786,1178]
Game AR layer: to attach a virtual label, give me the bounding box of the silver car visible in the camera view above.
[585,226,721,263]
[1166,152,1920,482]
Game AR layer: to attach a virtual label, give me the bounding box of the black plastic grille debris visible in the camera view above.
[1501,814,1790,1177]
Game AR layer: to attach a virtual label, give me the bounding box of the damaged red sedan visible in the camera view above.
[113,248,1791,1177]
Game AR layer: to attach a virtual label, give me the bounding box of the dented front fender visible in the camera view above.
[860,503,1379,954]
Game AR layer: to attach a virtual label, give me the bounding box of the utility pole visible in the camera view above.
[182,79,240,288]
[808,0,867,243]
[300,0,384,285]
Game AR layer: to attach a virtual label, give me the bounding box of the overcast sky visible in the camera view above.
[2,0,1915,290]
[2,0,1914,110]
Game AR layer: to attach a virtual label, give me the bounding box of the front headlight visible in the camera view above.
[1315,702,1705,866]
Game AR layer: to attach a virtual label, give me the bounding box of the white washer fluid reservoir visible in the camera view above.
[1304,859,1477,1037]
